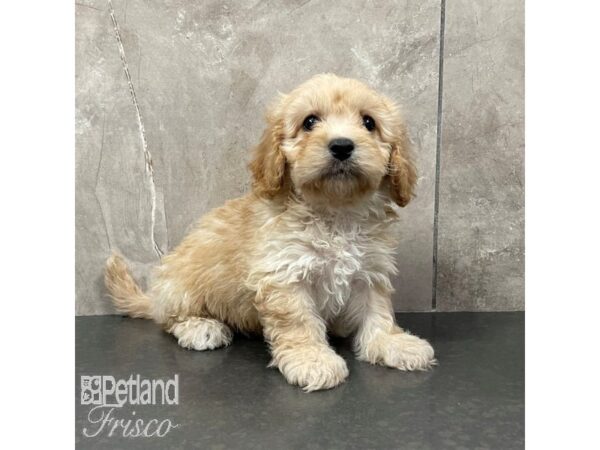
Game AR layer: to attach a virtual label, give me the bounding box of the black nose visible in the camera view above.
[328,138,354,161]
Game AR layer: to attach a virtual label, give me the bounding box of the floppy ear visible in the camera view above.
[249,103,286,198]
[387,119,417,207]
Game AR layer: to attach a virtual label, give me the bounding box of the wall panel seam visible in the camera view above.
[431,0,446,311]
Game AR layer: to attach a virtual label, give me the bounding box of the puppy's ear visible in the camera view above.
[384,102,417,207]
[249,98,287,198]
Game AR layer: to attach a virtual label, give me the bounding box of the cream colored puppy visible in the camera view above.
[105,73,435,391]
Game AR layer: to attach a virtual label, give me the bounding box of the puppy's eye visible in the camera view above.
[362,115,376,132]
[303,115,320,131]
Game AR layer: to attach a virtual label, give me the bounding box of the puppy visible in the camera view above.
[105,73,435,391]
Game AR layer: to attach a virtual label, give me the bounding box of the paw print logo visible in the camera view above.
[81,376,102,405]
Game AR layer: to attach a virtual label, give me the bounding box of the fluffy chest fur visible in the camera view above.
[249,195,401,320]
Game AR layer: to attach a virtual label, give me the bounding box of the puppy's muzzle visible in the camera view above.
[328,138,354,161]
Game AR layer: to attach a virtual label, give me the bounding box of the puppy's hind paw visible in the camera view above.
[169,317,233,351]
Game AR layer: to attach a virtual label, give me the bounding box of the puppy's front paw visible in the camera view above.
[274,345,349,392]
[359,332,436,371]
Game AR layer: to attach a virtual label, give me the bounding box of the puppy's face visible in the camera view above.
[250,74,416,207]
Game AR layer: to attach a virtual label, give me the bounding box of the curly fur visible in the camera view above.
[105,74,435,391]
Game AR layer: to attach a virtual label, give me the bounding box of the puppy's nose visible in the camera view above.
[328,138,355,161]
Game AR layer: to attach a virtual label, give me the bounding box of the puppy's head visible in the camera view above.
[250,74,416,207]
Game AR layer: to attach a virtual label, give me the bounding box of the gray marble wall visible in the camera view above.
[76,0,524,315]
[436,1,524,311]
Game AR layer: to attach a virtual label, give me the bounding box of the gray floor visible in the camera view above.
[76,313,524,449]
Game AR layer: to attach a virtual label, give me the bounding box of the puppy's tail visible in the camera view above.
[105,253,152,319]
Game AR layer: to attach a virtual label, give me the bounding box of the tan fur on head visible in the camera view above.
[105,74,434,392]
[248,99,287,198]
[249,73,417,207]
[385,114,417,207]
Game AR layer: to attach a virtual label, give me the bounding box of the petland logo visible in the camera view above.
[80,374,180,438]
